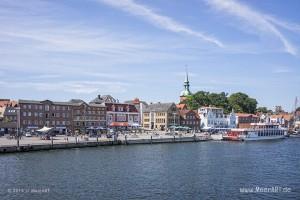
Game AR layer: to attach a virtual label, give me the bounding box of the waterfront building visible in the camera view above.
[19,99,107,134]
[198,106,236,130]
[124,98,148,126]
[143,102,179,131]
[236,113,259,128]
[269,114,294,128]
[0,99,18,134]
[179,110,200,131]
[69,99,107,133]
[91,95,140,130]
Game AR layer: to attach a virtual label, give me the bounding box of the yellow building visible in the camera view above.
[143,103,179,131]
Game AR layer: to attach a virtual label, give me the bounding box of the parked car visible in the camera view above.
[25,133,32,137]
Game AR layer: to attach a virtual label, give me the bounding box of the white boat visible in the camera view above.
[210,133,223,140]
[237,123,286,141]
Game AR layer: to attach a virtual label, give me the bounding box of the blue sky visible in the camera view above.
[0,0,299,111]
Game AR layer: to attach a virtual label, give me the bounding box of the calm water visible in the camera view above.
[0,138,299,200]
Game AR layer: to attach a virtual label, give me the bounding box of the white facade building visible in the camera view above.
[198,106,236,130]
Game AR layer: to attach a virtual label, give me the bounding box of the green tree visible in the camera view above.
[228,92,257,114]
[256,106,268,113]
[186,91,210,110]
[296,107,300,112]
[208,92,231,113]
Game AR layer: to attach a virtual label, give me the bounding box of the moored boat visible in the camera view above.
[237,123,286,141]
[210,133,223,140]
[222,130,242,141]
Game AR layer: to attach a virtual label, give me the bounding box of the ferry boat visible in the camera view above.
[234,123,286,141]
[223,130,241,141]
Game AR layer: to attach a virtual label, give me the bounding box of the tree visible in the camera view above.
[296,107,300,112]
[186,91,210,110]
[208,92,231,113]
[256,107,268,113]
[228,92,257,114]
[185,91,258,114]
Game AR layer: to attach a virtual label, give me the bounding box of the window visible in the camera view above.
[34,112,38,117]
[28,105,31,109]
[23,104,27,109]
[39,105,43,110]
[23,120,27,125]
[45,105,49,111]
[23,112,27,117]
[39,113,43,117]
[28,112,32,117]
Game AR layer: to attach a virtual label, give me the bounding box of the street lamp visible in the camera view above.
[16,107,20,148]
[173,112,176,134]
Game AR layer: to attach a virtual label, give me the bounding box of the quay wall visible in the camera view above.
[0,136,210,154]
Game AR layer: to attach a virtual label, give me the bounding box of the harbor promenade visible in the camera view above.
[0,132,210,153]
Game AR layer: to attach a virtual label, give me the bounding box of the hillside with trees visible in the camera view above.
[184,91,258,114]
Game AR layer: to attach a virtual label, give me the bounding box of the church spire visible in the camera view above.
[180,66,192,102]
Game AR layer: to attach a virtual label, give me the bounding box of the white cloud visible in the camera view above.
[0,80,129,94]
[205,0,297,55]
[272,68,292,74]
[97,0,224,47]
[265,15,300,34]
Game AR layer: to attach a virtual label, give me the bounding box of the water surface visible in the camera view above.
[0,138,299,200]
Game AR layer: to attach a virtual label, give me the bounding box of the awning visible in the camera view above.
[87,126,106,130]
[27,126,39,129]
[130,123,141,127]
[36,126,53,133]
[110,122,129,127]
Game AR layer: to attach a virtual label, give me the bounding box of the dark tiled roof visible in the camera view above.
[144,102,176,112]
[90,95,117,104]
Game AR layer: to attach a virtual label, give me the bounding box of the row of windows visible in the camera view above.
[257,130,285,136]
[74,110,105,115]
[107,115,139,122]
[239,118,258,123]
[4,116,17,121]
[74,121,106,126]
[23,120,71,126]
[74,116,106,121]
[156,118,166,123]
[186,115,197,120]
[22,112,71,118]
[156,112,166,117]
[208,120,228,125]
[110,106,131,112]
[182,121,198,125]
[22,104,105,112]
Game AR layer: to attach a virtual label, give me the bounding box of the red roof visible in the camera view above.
[236,113,258,118]
[176,104,187,110]
[270,114,293,121]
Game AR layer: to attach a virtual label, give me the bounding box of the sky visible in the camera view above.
[0,0,299,111]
